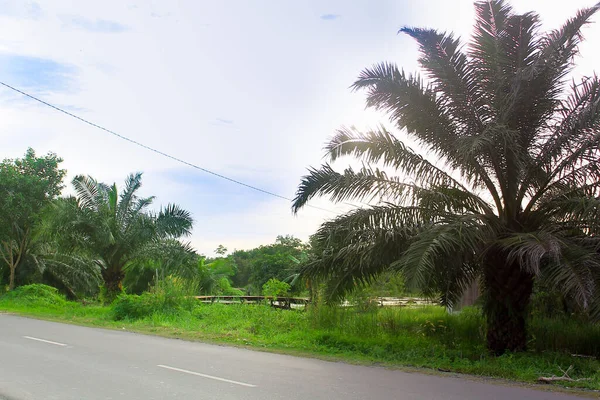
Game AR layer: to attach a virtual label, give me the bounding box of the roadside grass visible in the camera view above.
[2,285,600,392]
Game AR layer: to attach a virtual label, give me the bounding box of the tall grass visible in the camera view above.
[112,276,197,320]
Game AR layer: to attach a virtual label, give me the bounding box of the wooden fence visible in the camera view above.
[194,295,310,309]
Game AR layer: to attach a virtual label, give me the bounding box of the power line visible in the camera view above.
[0,81,335,214]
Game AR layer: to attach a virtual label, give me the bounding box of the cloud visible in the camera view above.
[215,117,234,124]
[320,14,340,21]
[63,15,128,33]
[150,12,172,18]
[0,1,42,19]
[0,54,76,92]
[156,167,283,215]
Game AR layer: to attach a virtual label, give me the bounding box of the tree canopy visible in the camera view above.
[0,148,66,290]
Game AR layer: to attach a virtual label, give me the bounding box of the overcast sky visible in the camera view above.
[1,0,598,256]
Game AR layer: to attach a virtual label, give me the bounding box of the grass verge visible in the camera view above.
[1,285,600,394]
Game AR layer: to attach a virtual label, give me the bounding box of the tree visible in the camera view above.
[262,278,291,299]
[198,253,238,295]
[48,173,193,302]
[215,245,228,256]
[293,1,600,354]
[0,148,66,290]
[230,235,309,294]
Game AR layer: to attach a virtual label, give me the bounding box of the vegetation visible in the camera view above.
[2,284,600,391]
[3,0,600,392]
[262,278,291,299]
[45,173,193,302]
[0,149,312,301]
[293,0,600,354]
[0,148,66,290]
[229,235,310,294]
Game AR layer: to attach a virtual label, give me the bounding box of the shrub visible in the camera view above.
[262,278,290,299]
[99,283,125,305]
[111,276,197,320]
[111,293,154,320]
[216,277,244,296]
[0,284,67,307]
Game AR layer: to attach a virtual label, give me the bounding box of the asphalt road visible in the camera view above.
[0,314,588,400]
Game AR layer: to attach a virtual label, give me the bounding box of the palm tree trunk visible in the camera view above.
[483,249,534,355]
[101,266,125,303]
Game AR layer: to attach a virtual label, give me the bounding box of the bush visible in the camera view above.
[0,284,67,307]
[216,277,244,296]
[111,276,197,320]
[262,278,290,298]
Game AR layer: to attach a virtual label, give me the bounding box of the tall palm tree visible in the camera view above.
[50,173,193,301]
[293,0,600,354]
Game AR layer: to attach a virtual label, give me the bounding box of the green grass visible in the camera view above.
[2,285,600,393]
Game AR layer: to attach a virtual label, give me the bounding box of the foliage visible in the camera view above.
[230,235,309,294]
[111,276,197,320]
[215,245,228,256]
[27,246,102,298]
[293,0,600,354]
[0,148,66,290]
[215,277,244,296]
[45,173,193,302]
[262,278,291,299]
[198,255,241,295]
[123,240,198,294]
[0,283,67,307]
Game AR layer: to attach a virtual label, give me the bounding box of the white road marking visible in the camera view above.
[157,364,257,388]
[23,336,67,347]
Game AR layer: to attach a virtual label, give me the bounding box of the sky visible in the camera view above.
[0,0,598,256]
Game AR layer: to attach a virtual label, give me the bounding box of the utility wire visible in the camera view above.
[0,81,335,214]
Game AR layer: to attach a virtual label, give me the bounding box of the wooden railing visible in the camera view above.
[194,295,310,309]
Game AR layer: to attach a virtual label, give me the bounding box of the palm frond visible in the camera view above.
[469,0,514,99]
[496,231,563,276]
[72,175,102,211]
[301,204,421,301]
[399,27,484,128]
[351,63,503,210]
[536,195,600,233]
[118,172,143,218]
[293,163,492,216]
[394,217,486,305]
[524,76,600,210]
[325,126,472,190]
[156,204,193,238]
[293,164,417,210]
[541,238,600,310]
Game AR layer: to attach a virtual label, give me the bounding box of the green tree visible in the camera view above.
[293,1,600,354]
[262,278,291,299]
[0,148,66,290]
[48,173,193,302]
[231,235,308,294]
[199,254,238,295]
[215,245,228,256]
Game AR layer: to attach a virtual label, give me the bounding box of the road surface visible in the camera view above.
[0,314,588,399]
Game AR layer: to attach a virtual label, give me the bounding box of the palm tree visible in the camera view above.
[293,0,600,354]
[49,173,193,302]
